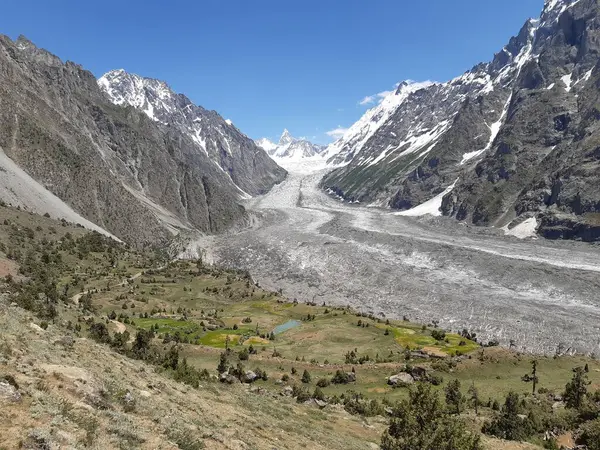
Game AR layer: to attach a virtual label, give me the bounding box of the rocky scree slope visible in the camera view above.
[0,36,285,247]
[256,129,325,161]
[322,0,600,241]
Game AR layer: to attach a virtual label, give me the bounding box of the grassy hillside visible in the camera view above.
[1,204,600,449]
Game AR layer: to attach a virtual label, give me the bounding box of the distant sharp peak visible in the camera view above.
[256,131,324,160]
[279,128,296,146]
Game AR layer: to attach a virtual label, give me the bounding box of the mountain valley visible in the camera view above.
[3,0,600,448]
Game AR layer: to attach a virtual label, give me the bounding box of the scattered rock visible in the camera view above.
[53,335,74,348]
[314,399,327,408]
[138,389,151,398]
[409,366,429,382]
[219,373,240,385]
[249,385,263,394]
[0,380,21,402]
[387,373,414,386]
[281,386,293,396]
[28,322,45,332]
[122,391,136,410]
[242,370,257,383]
[410,351,430,359]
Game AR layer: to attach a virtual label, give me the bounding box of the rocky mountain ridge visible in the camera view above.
[322,0,600,241]
[0,36,286,247]
[98,69,285,198]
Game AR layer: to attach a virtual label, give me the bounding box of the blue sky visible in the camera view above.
[1,0,543,144]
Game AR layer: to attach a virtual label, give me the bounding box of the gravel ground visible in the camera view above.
[191,167,600,355]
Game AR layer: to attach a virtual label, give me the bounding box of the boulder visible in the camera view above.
[388,373,414,386]
[54,335,75,348]
[314,399,328,408]
[304,398,328,408]
[122,391,136,408]
[219,373,240,384]
[0,381,21,402]
[281,386,294,396]
[346,372,356,382]
[242,370,258,383]
[409,366,429,381]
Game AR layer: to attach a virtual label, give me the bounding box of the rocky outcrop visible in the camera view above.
[387,373,414,386]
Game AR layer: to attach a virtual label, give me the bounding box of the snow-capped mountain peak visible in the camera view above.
[322,80,435,165]
[255,137,278,153]
[256,130,325,162]
[98,69,286,198]
[279,129,295,146]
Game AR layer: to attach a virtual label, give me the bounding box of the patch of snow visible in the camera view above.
[574,69,593,86]
[546,83,555,90]
[561,73,573,92]
[366,120,450,167]
[503,217,539,239]
[394,179,458,217]
[461,95,512,165]
[191,129,208,156]
[581,69,593,82]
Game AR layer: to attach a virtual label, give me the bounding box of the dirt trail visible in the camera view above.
[71,272,142,305]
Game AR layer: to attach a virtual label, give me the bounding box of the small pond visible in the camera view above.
[272,319,301,335]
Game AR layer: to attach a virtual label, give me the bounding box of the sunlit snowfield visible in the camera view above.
[193,162,600,355]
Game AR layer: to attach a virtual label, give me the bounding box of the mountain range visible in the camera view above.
[1,0,599,243]
[0,37,285,247]
[321,0,600,241]
[256,129,325,161]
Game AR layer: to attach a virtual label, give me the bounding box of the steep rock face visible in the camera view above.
[443,0,600,238]
[98,70,286,197]
[0,36,285,247]
[256,129,325,161]
[322,0,600,240]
